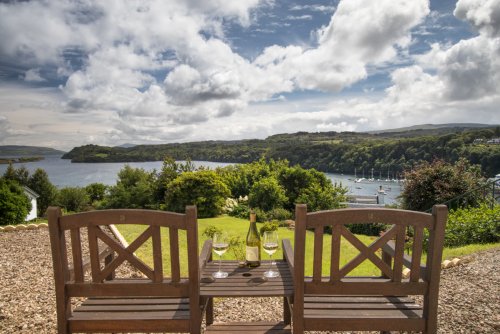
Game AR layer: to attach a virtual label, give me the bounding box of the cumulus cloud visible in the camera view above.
[454,0,500,37]
[1,0,499,148]
[255,0,429,92]
[393,0,500,102]
[23,68,46,82]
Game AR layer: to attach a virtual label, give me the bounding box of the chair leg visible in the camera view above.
[283,297,291,325]
[206,298,214,325]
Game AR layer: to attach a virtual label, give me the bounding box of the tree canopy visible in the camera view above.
[0,179,31,225]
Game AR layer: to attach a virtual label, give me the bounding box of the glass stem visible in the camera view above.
[218,254,222,273]
[269,254,272,272]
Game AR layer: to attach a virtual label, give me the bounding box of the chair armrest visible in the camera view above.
[282,239,294,273]
[199,239,213,270]
[382,240,427,279]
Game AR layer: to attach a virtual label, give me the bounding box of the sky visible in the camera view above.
[0,0,499,151]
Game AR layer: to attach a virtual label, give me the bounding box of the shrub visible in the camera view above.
[223,198,238,214]
[202,225,222,239]
[401,159,484,211]
[266,208,292,222]
[85,183,107,202]
[259,221,279,236]
[346,223,388,236]
[165,170,230,218]
[104,166,156,209]
[228,202,250,219]
[444,203,500,247]
[57,187,90,212]
[253,207,268,223]
[228,234,245,261]
[249,177,287,212]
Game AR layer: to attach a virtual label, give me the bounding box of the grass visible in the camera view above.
[113,215,500,277]
[441,243,500,260]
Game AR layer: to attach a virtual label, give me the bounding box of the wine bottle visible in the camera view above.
[245,210,261,267]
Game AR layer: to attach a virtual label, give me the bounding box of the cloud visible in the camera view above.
[401,0,500,102]
[289,5,336,13]
[454,0,500,37]
[257,0,430,92]
[23,68,46,82]
[0,116,12,141]
[2,0,499,149]
[286,15,313,21]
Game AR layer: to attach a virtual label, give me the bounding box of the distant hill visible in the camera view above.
[62,125,500,177]
[366,123,495,134]
[0,145,65,156]
[114,143,137,148]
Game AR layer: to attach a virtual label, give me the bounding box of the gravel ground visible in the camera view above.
[0,228,498,333]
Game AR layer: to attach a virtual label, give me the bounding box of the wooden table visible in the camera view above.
[200,259,293,333]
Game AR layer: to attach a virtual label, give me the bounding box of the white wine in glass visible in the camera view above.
[212,232,229,279]
[263,231,279,278]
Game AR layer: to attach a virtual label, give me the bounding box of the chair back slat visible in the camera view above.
[392,224,407,282]
[151,225,163,283]
[410,226,424,282]
[70,228,84,283]
[169,227,181,283]
[312,227,323,282]
[88,224,101,283]
[329,224,341,282]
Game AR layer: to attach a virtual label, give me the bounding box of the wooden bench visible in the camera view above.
[285,204,447,334]
[48,206,205,334]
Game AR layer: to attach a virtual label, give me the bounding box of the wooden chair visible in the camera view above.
[285,204,447,334]
[48,206,204,334]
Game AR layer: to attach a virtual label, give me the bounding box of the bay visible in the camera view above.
[0,155,401,204]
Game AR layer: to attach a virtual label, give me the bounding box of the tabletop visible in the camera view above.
[200,260,293,298]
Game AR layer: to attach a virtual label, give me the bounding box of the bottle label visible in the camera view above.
[246,246,259,261]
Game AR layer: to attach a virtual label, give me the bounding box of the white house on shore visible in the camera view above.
[23,186,39,221]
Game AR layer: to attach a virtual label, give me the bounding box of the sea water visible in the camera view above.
[0,155,401,204]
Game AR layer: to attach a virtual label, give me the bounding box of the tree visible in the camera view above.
[28,168,57,216]
[104,165,155,209]
[249,177,288,212]
[401,159,485,211]
[165,170,230,218]
[85,183,108,202]
[57,187,90,212]
[0,179,31,225]
[3,164,17,181]
[277,165,314,210]
[153,157,196,203]
[3,165,31,185]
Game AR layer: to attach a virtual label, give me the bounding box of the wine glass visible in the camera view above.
[263,231,279,278]
[212,232,229,279]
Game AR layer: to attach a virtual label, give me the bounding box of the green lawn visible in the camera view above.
[116,215,500,277]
